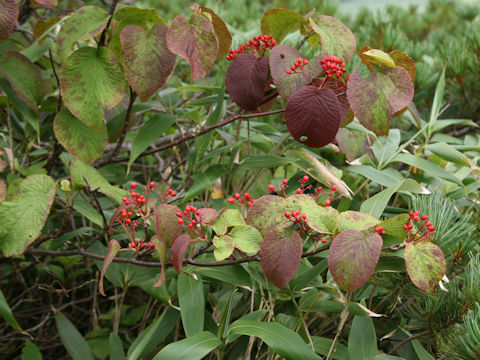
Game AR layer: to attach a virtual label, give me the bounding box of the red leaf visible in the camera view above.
[225,54,269,111]
[170,234,193,273]
[260,227,302,289]
[196,208,218,225]
[154,204,183,247]
[0,0,18,42]
[285,86,341,148]
[99,239,121,296]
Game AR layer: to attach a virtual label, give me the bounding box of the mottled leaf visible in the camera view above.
[389,50,415,81]
[225,53,269,111]
[337,211,379,232]
[302,200,339,234]
[260,227,302,288]
[121,24,176,101]
[323,77,351,124]
[0,160,6,172]
[166,13,218,81]
[171,234,192,273]
[33,16,60,44]
[0,180,5,203]
[60,46,127,131]
[54,108,107,163]
[269,45,323,99]
[213,235,234,261]
[347,67,414,135]
[0,0,17,42]
[32,0,57,8]
[196,208,218,225]
[404,242,446,292]
[285,86,341,147]
[246,195,288,236]
[336,128,372,162]
[261,8,305,43]
[56,6,109,61]
[99,239,121,296]
[154,204,183,247]
[0,175,56,256]
[328,230,382,291]
[230,225,262,253]
[0,51,44,114]
[70,158,129,203]
[197,6,231,58]
[308,16,356,63]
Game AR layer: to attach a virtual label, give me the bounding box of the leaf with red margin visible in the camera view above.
[261,8,305,43]
[166,13,218,82]
[171,234,193,273]
[154,204,183,247]
[404,242,446,293]
[308,16,356,64]
[389,50,415,81]
[285,86,341,148]
[0,180,5,203]
[269,45,323,100]
[346,67,414,135]
[196,5,231,59]
[0,51,44,114]
[196,208,218,225]
[99,239,121,296]
[151,235,167,287]
[0,0,18,42]
[225,54,269,111]
[31,0,57,9]
[328,230,382,291]
[246,195,288,236]
[260,227,302,289]
[120,24,176,101]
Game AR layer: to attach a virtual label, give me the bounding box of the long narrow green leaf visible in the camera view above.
[429,68,445,126]
[0,289,21,331]
[411,339,435,360]
[426,142,470,167]
[153,331,221,360]
[348,316,377,360]
[108,333,125,360]
[311,336,348,359]
[178,272,205,337]
[55,312,94,360]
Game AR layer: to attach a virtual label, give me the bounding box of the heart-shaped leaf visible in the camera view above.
[154,204,183,247]
[166,13,218,81]
[120,24,176,101]
[195,6,231,59]
[260,227,302,288]
[60,46,127,131]
[389,50,416,81]
[328,230,382,291]
[0,0,18,42]
[225,53,269,111]
[269,45,323,99]
[346,67,414,135]
[404,242,446,292]
[285,86,341,148]
[261,8,305,43]
[54,108,108,163]
[337,211,379,233]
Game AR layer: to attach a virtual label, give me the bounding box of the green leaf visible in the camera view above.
[374,355,405,360]
[108,333,124,360]
[217,288,237,340]
[166,13,218,81]
[213,235,235,261]
[404,242,446,292]
[182,165,227,202]
[308,16,356,63]
[312,336,348,359]
[228,320,321,360]
[99,239,121,296]
[337,211,379,232]
[55,312,94,360]
[178,272,204,337]
[393,153,462,185]
[187,265,252,287]
[121,24,176,101]
[0,175,56,256]
[372,129,401,166]
[429,68,446,127]
[128,308,180,360]
[54,108,107,163]
[0,0,18,42]
[152,331,221,360]
[229,225,262,253]
[128,113,176,170]
[360,179,426,218]
[378,214,409,238]
[0,288,21,330]
[302,200,339,234]
[261,8,305,43]
[426,142,470,167]
[72,196,104,227]
[70,158,129,203]
[56,5,109,61]
[154,204,183,247]
[60,46,127,131]
[348,165,403,187]
[360,48,395,68]
[348,316,377,360]
[212,208,245,235]
[239,154,294,169]
[411,339,435,360]
[329,230,382,291]
[21,340,42,360]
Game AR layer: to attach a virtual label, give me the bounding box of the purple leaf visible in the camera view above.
[171,234,193,273]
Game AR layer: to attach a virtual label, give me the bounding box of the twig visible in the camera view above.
[82,176,108,228]
[326,292,352,360]
[98,0,120,47]
[387,330,432,355]
[108,88,137,161]
[48,48,61,112]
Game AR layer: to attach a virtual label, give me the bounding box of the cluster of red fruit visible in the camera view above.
[227,192,255,207]
[129,239,155,250]
[285,58,309,74]
[320,56,347,78]
[226,34,276,60]
[403,211,435,243]
[284,209,307,223]
[374,225,386,235]
[176,204,201,229]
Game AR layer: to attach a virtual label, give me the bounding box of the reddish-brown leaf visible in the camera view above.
[154,204,183,247]
[225,54,269,111]
[196,5,232,59]
[170,234,192,273]
[260,227,302,289]
[151,235,167,288]
[99,239,121,296]
[196,208,218,225]
[0,0,18,42]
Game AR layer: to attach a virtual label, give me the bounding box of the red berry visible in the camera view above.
[381,229,386,235]
[425,221,431,227]
[126,218,132,225]
[227,197,235,204]
[171,191,177,196]
[302,214,307,220]
[282,179,288,185]
[234,192,241,199]
[247,201,252,206]
[127,211,133,217]
[286,69,292,74]
[303,175,309,183]
[409,211,414,216]
[414,210,419,215]
[176,212,182,217]
[185,205,191,211]
[268,184,275,191]
[285,212,291,218]
[125,200,130,205]
[303,59,309,65]
[244,193,251,200]
[321,238,327,244]
[188,223,194,229]
[421,215,429,221]
[413,216,419,221]
[122,197,128,203]
[195,211,200,216]
[325,199,331,206]
[130,242,136,248]
[296,188,302,194]
[295,216,301,222]
[149,181,155,188]
[178,218,184,224]
[403,224,409,230]
[331,184,337,191]
[429,226,435,232]
[130,182,137,189]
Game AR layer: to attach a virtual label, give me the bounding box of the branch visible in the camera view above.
[98,0,120,47]
[387,330,432,355]
[82,176,108,229]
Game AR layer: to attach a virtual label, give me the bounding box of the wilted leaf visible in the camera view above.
[99,239,121,296]
[54,108,108,163]
[225,54,269,111]
[166,13,218,81]
[196,6,231,58]
[60,46,127,131]
[404,242,446,292]
[154,204,183,247]
[260,227,302,288]
[0,0,18,42]
[246,195,288,236]
[121,24,176,101]
[56,6,109,61]
[171,234,192,273]
[328,230,382,291]
[285,86,341,148]
[0,175,56,256]
[261,8,305,43]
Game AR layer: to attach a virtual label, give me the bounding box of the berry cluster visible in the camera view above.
[403,211,436,243]
[284,209,307,223]
[226,34,276,60]
[285,58,309,74]
[268,178,289,198]
[227,192,255,207]
[295,175,311,194]
[315,184,338,206]
[176,205,200,228]
[374,225,386,235]
[320,56,346,78]
[129,239,155,251]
